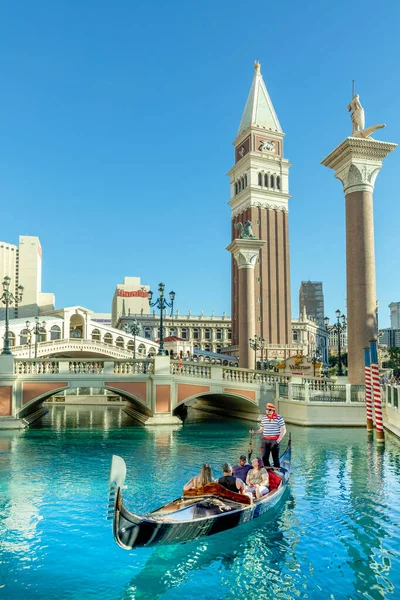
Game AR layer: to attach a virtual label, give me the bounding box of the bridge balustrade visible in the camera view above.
[114,360,154,375]
[223,366,289,385]
[69,361,105,374]
[15,360,60,374]
[170,361,211,378]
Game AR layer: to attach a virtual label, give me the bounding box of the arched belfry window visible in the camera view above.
[270,175,275,189]
[258,172,262,186]
[235,182,238,195]
[238,180,242,192]
[276,176,281,190]
[244,174,248,187]
[264,174,269,187]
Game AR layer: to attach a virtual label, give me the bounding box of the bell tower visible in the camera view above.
[228,62,292,355]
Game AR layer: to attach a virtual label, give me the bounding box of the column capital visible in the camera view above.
[321,137,397,195]
[226,238,266,269]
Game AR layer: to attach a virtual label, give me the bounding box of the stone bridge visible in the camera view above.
[0,354,285,428]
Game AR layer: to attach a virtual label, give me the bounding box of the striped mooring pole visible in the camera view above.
[370,339,385,444]
[364,347,374,433]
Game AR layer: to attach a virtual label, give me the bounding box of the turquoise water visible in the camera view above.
[1,405,400,600]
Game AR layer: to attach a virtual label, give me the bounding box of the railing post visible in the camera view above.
[210,366,223,381]
[304,382,310,403]
[104,361,114,375]
[346,384,351,404]
[288,382,293,402]
[275,381,279,402]
[59,360,70,374]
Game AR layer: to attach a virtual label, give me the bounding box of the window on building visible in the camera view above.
[204,343,211,352]
[205,328,211,340]
[293,330,298,342]
[169,328,176,337]
[181,328,188,339]
[116,336,124,348]
[244,174,248,187]
[50,325,61,341]
[92,329,101,342]
[8,331,15,347]
[20,329,30,345]
[227,329,232,340]
[270,175,275,189]
[258,172,262,186]
[216,328,222,340]
[193,328,199,339]
[148,347,156,356]
[104,333,113,345]
[193,343,199,349]
[234,182,238,195]
[264,174,269,187]
[137,343,146,355]
[144,327,151,339]
[216,344,222,353]
[276,176,281,190]
[127,340,135,352]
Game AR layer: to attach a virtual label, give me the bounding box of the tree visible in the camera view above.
[388,347,400,375]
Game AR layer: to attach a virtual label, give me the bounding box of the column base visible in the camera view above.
[366,419,374,432]
[376,429,385,444]
[145,414,182,426]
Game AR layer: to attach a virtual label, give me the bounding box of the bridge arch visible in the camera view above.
[173,390,260,422]
[17,383,70,419]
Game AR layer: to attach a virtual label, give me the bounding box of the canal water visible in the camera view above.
[1,405,399,600]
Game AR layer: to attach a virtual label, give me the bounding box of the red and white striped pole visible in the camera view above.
[364,347,374,433]
[370,339,384,444]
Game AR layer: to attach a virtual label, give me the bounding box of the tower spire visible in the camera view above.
[237,61,282,135]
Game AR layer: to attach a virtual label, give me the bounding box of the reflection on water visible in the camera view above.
[0,406,400,600]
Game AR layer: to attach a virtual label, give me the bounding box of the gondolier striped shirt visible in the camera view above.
[261,414,285,438]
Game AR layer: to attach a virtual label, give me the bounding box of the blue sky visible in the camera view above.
[1,0,399,327]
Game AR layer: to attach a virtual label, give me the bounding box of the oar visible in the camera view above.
[248,431,253,463]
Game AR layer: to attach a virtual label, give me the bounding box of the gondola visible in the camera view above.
[107,435,291,549]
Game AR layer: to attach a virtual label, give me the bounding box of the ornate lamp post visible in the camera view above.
[249,335,266,370]
[311,347,321,377]
[1,276,24,355]
[25,316,47,359]
[124,319,141,360]
[325,310,347,376]
[148,283,175,356]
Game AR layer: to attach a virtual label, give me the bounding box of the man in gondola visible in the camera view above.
[232,455,253,482]
[218,463,247,494]
[250,403,286,468]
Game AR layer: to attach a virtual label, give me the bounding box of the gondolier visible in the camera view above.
[250,403,286,468]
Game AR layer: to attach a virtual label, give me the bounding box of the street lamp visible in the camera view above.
[324,310,347,376]
[25,317,47,359]
[311,347,321,377]
[1,276,24,355]
[148,283,175,356]
[249,335,267,370]
[124,319,141,360]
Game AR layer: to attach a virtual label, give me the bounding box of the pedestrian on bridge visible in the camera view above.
[250,403,286,468]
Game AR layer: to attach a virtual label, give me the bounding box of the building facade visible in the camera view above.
[389,302,400,329]
[299,281,324,325]
[228,62,292,356]
[111,277,150,327]
[0,235,54,319]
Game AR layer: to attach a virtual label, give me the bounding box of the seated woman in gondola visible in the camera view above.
[183,464,214,491]
[246,457,269,499]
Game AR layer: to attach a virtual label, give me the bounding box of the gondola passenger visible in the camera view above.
[217,463,247,494]
[232,454,253,481]
[183,464,213,491]
[246,458,269,498]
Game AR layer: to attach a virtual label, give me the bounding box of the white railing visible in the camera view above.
[68,361,105,374]
[278,381,366,404]
[11,338,136,360]
[15,360,60,374]
[223,366,289,385]
[114,360,154,375]
[170,361,211,378]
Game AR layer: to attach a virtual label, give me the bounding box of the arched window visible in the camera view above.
[270,175,275,189]
[137,343,146,355]
[216,328,222,340]
[238,179,242,192]
[169,328,176,337]
[205,328,211,340]
[227,329,232,340]
[258,172,262,186]
[92,329,101,342]
[8,331,15,347]
[193,328,199,340]
[104,333,113,345]
[127,340,135,352]
[276,176,281,190]
[20,329,30,345]
[264,174,269,187]
[193,343,199,349]
[234,182,238,195]
[144,327,151,339]
[293,331,299,342]
[241,177,245,190]
[50,325,61,340]
[204,344,211,352]
[181,328,188,339]
[148,347,156,356]
[244,174,248,187]
[116,336,124,348]
[216,344,222,353]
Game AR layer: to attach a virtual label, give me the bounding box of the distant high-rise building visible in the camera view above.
[0,235,55,319]
[389,302,400,329]
[299,281,324,324]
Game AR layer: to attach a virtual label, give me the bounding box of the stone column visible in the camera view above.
[322,138,396,384]
[226,239,266,369]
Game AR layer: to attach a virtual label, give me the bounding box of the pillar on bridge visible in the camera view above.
[322,135,396,383]
[227,238,266,369]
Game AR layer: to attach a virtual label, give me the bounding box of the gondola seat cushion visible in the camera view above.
[268,471,283,491]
